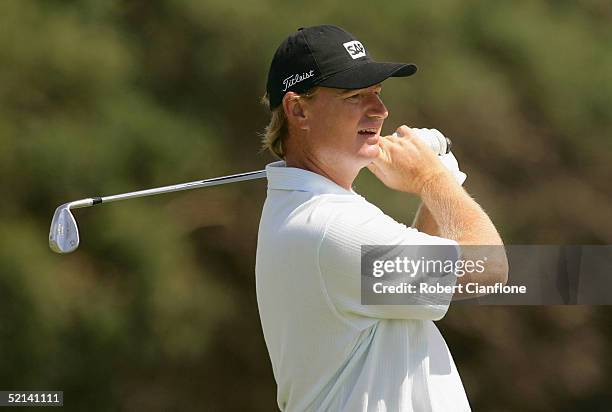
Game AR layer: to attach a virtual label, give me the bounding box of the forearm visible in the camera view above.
[420,173,503,245]
[412,202,439,236]
[420,173,508,290]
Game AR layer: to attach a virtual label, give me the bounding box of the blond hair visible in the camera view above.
[260,88,319,159]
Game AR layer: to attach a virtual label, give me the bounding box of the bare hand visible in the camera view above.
[367,125,454,194]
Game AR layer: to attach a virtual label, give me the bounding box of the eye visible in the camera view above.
[345,93,361,102]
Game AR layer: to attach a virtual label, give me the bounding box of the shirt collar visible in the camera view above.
[266,161,356,195]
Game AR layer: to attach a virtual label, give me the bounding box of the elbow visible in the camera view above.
[495,256,509,286]
[485,250,509,286]
[457,242,509,286]
[495,245,509,285]
[492,237,508,285]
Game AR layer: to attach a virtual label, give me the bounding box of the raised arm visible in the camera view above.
[368,125,508,293]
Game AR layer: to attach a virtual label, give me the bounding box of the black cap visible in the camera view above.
[265,25,417,110]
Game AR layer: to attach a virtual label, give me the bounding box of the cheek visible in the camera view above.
[330,108,362,141]
[311,107,354,144]
[307,101,368,159]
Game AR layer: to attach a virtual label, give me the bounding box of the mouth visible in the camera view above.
[357,127,380,144]
[357,127,379,136]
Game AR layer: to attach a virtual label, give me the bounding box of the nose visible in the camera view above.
[367,93,388,120]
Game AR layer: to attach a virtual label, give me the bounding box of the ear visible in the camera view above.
[283,92,309,131]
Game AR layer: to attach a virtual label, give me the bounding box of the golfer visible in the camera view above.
[256,25,507,412]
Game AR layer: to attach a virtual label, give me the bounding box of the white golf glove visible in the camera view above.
[438,150,467,186]
[395,128,467,186]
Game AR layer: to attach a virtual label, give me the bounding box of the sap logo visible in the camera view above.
[343,40,366,59]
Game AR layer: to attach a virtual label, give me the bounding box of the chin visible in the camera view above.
[354,132,380,157]
[357,143,381,160]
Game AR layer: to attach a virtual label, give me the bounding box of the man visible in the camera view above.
[256,25,507,412]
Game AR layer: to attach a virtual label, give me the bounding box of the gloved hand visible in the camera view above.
[391,127,467,185]
[438,150,467,186]
[417,128,467,186]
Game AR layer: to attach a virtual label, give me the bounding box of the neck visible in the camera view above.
[284,152,357,190]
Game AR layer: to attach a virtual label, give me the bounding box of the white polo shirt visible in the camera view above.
[256,161,471,412]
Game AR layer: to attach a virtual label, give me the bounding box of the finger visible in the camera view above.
[380,134,398,145]
[377,138,394,162]
[367,161,379,174]
[367,161,387,182]
[402,127,424,143]
[407,134,427,149]
[371,146,387,165]
[396,125,411,137]
[372,139,389,165]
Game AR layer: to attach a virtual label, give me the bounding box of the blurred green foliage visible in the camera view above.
[0,0,611,411]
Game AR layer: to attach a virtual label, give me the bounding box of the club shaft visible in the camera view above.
[70,170,266,209]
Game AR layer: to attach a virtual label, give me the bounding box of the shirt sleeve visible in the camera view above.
[317,197,460,322]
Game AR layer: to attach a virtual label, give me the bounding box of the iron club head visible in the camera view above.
[49,202,81,254]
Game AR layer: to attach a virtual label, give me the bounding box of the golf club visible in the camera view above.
[49,130,452,254]
[49,170,266,254]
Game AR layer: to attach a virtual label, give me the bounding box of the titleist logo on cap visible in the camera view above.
[282,70,315,91]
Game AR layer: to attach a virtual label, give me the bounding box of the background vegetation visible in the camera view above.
[1,1,610,410]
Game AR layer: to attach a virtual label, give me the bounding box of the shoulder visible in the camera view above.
[316,194,458,248]
[306,194,400,231]
[314,194,420,247]
[311,193,379,213]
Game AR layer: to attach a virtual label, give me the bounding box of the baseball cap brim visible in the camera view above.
[317,61,417,90]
